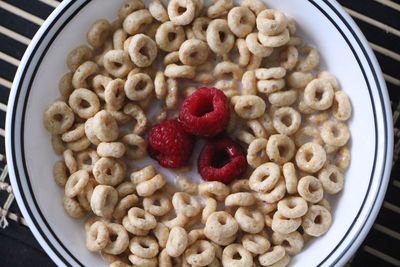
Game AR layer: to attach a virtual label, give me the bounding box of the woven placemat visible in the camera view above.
[0,0,399,266]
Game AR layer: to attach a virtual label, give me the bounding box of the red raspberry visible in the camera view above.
[179,87,230,137]
[198,138,248,184]
[148,119,194,169]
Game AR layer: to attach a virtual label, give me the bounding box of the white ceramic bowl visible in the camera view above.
[6,0,393,266]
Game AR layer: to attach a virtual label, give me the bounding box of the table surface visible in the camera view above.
[0,0,400,266]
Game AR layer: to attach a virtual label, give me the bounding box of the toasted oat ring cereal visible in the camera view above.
[128,254,157,267]
[280,45,298,71]
[249,162,280,193]
[44,101,75,135]
[247,138,268,168]
[236,39,251,67]
[287,71,314,89]
[116,181,136,198]
[92,74,111,100]
[202,197,217,224]
[185,240,216,266]
[53,161,68,187]
[65,169,90,198]
[167,0,196,25]
[268,89,298,107]
[156,21,186,52]
[333,91,352,121]
[52,135,66,155]
[172,192,201,217]
[72,61,99,89]
[272,107,301,135]
[178,39,208,66]
[271,211,301,235]
[230,180,251,194]
[222,243,253,267]
[63,196,86,219]
[118,0,145,20]
[282,162,298,195]
[93,110,119,142]
[198,181,230,201]
[124,73,154,101]
[207,0,233,18]
[242,233,270,255]
[207,19,235,55]
[90,185,118,218]
[192,17,210,41]
[149,0,168,23]
[318,164,344,194]
[93,157,125,186]
[112,28,127,50]
[143,193,172,217]
[87,19,111,48]
[103,50,132,79]
[123,103,147,135]
[257,79,285,95]
[175,175,198,194]
[321,120,350,147]
[123,9,152,35]
[128,34,157,67]
[254,178,286,204]
[235,207,264,234]
[103,223,129,255]
[164,64,196,79]
[136,174,166,197]
[166,226,188,257]
[266,134,295,165]
[113,194,139,220]
[204,211,238,245]
[258,28,290,48]
[154,71,167,100]
[245,32,273,58]
[129,236,159,258]
[302,205,332,237]
[214,61,244,80]
[256,9,288,35]
[296,47,320,72]
[271,231,304,256]
[153,222,169,248]
[333,146,351,170]
[130,166,156,184]
[277,196,308,219]
[227,6,255,38]
[304,78,334,110]
[104,79,125,111]
[187,229,205,245]
[66,135,91,152]
[241,0,266,15]
[123,215,150,236]
[232,95,266,119]
[295,142,326,173]
[128,207,157,230]
[225,192,255,207]
[84,117,101,145]
[86,221,110,252]
[58,72,74,101]
[67,46,93,72]
[294,126,323,147]
[97,142,126,158]
[61,123,85,143]
[297,176,324,203]
[121,133,147,160]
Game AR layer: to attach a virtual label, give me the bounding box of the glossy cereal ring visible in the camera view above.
[103,223,129,255]
[136,174,166,197]
[185,240,216,266]
[207,0,233,18]
[129,236,159,258]
[86,221,109,252]
[222,244,253,267]
[266,134,295,165]
[302,205,332,237]
[123,9,152,35]
[93,157,125,186]
[198,181,230,201]
[296,47,320,72]
[113,194,139,220]
[192,17,211,41]
[297,176,324,203]
[124,73,154,101]
[320,120,350,147]
[225,192,255,207]
[129,34,157,67]
[304,78,334,110]
[128,254,157,267]
[268,90,298,107]
[277,196,308,219]
[67,46,93,71]
[271,231,303,256]
[287,71,314,89]
[97,142,126,158]
[272,107,301,135]
[318,164,344,194]
[167,0,196,25]
[72,61,99,88]
[245,32,273,58]
[44,101,75,135]
[153,222,170,248]
[295,142,326,173]
[164,64,195,79]
[256,9,288,35]
[333,91,352,121]
[247,138,268,168]
[92,74,112,100]
[130,166,156,184]
[227,7,255,38]
[90,185,119,218]
[128,207,157,230]
[143,193,172,217]
[175,175,198,194]
[65,169,90,198]
[103,50,133,78]
[149,0,169,22]
[235,207,264,234]
[166,226,188,257]
[172,192,201,217]
[87,19,111,48]
[179,39,209,66]
[204,211,238,245]
[241,0,266,15]
[156,21,186,52]
[207,19,235,55]
[271,211,301,234]
[104,79,125,111]
[232,95,266,120]
[280,45,298,71]
[249,162,280,193]
[258,28,290,48]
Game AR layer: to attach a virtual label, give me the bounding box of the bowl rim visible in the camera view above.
[5,0,394,266]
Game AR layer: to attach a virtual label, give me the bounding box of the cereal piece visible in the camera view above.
[83,118,100,145]
[207,19,235,55]
[65,170,89,198]
[241,0,266,15]
[179,39,209,66]
[294,126,323,147]
[61,123,85,143]
[198,181,230,201]
[165,78,179,110]
[304,78,334,110]
[254,177,286,204]
[172,192,201,217]
[164,64,195,79]
[44,101,75,135]
[63,149,78,174]
[113,194,139,220]
[333,91,352,121]
[118,0,145,20]
[282,162,298,195]
[94,40,113,67]
[272,107,301,135]
[214,61,243,80]
[246,32,273,58]
[296,47,320,72]
[128,34,158,67]
[232,95,266,119]
[297,176,324,203]
[242,70,257,95]
[318,164,344,194]
[287,71,314,89]
[202,197,217,224]
[333,146,351,170]
[65,135,91,152]
[163,51,180,65]
[295,142,326,173]
[268,90,298,107]
[175,175,198,194]
[301,205,332,237]
[149,0,169,22]
[92,74,112,100]
[96,142,125,158]
[154,71,168,100]
[58,72,74,101]
[67,46,93,71]
[86,221,109,252]
[320,120,350,147]
[136,174,166,197]
[103,50,133,78]
[123,103,147,135]
[249,162,280,193]
[277,196,307,219]
[103,223,129,255]
[53,161,68,187]
[129,236,159,258]
[130,166,156,184]
[258,28,290,48]
[63,196,86,219]
[104,79,125,111]
[69,88,100,119]
[193,17,210,41]
[207,0,233,18]
[222,244,253,266]
[257,79,285,95]
[271,211,301,234]
[128,254,157,267]
[204,211,239,246]
[156,21,186,52]
[153,223,170,248]
[266,134,295,164]
[93,157,125,186]
[90,185,118,218]
[185,240,216,266]
[242,233,270,255]
[72,61,99,88]
[271,231,303,256]
[113,29,127,50]
[318,71,340,91]
[256,9,287,35]
[166,226,188,257]
[248,54,262,70]
[225,192,255,207]
[123,9,152,35]
[236,39,251,67]
[227,7,255,38]
[235,207,264,233]
[124,73,154,101]
[247,138,268,168]
[143,193,172,216]
[280,45,298,71]
[128,207,157,230]
[168,0,196,25]
[87,19,111,48]
[123,215,150,236]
